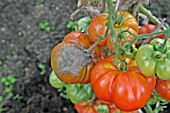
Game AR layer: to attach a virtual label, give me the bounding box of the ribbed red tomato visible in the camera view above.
[90,55,156,111]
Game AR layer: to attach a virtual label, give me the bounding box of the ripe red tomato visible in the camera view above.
[106,12,138,51]
[88,12,138,47]
[139,24,156,34]
[138,24,165,44]
[74,103,97,113]
[62,31,91,49]
[88,13,109,46]
[90,55,155,111]
[156,78,170,101]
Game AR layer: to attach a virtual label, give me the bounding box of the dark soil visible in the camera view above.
[0,0,169,113]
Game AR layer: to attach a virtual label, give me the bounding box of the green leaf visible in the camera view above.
[13,94,23,100]
[8,93,13,97]
[7,75,16,84]
[0,77,7,83]
[39,23,46,29]
[0,96,3,103]
[40,70,46,75]
[5,87,12,93]
[38,64,45,69]
[60,93,69,99]
[4,81,10,86]
[0,61,2,65]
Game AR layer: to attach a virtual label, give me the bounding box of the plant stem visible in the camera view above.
[107,0,127,71]
[161,30,170,53]
[145,103,153,113]
[123,28,170,46]
[139,5,160,25]
[87,27,109,52]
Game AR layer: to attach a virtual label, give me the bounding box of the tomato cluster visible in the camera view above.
[50,10,170,113]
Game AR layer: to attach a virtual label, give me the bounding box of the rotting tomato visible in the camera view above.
[156,78,170,101]
[66,83,94,104]
[63,31,106,64]
[51,32,94,84]
[90,55,154,111]
[136,38,170,80]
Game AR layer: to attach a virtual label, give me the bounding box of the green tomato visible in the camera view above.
[136,38,170,80]
[49,71,65,88]
[66,83,93,104]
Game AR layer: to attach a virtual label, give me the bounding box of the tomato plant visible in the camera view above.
[156,78,170,101]
[90,55,155,111]
[136,38,170,80]
[49,0,170,112]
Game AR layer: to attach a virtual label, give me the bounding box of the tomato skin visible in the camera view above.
[136,38,170,80]
[156,79,170,101]
[74,98,115,113]
[62,31,91,49]
[49,71,65,88]
[138,24,165,44]
[66,83,94,104]
[139,24,156,34]
[92,44,106,63]
[116,12,139,33]
[106,12,138,51]
[88,13,109,46]
[90,55,153,111]
[74,103,97,113]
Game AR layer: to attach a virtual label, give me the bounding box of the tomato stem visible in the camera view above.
[107,0,127,71]
[139,6,164,28]
[87,27,109,53]
[145,103,153,113]
[161,30,170,53]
